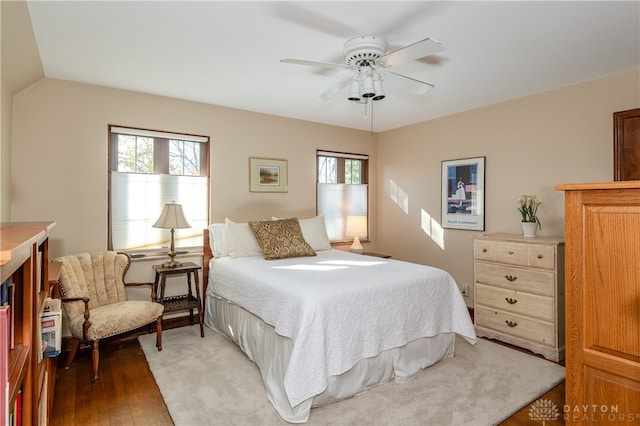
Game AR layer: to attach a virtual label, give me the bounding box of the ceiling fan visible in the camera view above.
[281,35,444,103]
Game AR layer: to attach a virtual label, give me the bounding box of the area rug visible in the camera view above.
[139,326,565,426]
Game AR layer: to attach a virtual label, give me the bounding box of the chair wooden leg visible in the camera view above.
[92,339,100,383]
[66,337,80,369]
[155,317,163,351]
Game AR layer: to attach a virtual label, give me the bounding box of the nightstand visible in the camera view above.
[153,262,204,337]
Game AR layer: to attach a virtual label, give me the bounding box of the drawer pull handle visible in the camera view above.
[482,248,487,253]
[505,275,517,282]
[508,251,514,255]
[505,320,518,328]
[537,254,543,259]
[505,297,518,305]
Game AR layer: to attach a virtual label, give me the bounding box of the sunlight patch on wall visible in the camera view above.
[389,179,409,214]
[421,208,445,249]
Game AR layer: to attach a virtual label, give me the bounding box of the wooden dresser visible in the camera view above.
[556,182,640,423]
[473,233,565,362]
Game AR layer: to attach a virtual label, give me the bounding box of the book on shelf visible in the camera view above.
[1,279,9,306]
[40,298,62,359]
[2,279,16,350]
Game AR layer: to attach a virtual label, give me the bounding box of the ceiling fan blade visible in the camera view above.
[379,38,445,68]
[281,58,348,69]
[386,71,435,95]
[319,77,353,101]
[271,3,356,38]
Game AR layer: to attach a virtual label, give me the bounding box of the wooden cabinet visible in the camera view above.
[613,108,640,181]
[1,222,56,425]
[556,182,640,423]
[473,233,565,361]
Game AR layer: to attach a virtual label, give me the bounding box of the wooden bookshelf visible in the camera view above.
[1,221,56,426]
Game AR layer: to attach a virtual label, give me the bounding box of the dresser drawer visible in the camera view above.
[475,262,555,296]
[475,305,555,346]
[527,244,556,270]
[494,242,528,265]
[475,283,554,321]
[474,239,556,270]
[474,239,495,261]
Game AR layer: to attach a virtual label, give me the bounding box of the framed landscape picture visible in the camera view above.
[249,157,288,192]
[441,156,485,231]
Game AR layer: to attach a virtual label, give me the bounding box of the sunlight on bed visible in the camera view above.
[319,260,386,266]
[273,259,387,271]
[273,264,349,271]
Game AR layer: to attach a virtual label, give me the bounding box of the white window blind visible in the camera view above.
[317,183,368,241]
[110,172,208,250]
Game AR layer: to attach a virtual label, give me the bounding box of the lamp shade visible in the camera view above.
[153,202,191,229]
[346,215,367,237]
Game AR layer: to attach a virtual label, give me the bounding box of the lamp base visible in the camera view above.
[162,253,182,268]
[349,236,364,254]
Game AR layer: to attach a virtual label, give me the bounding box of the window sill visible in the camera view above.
[125,248,203,263]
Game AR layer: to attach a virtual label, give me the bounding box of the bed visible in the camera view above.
[202,216,477,423]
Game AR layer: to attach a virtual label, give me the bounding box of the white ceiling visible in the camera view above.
[26,1,640,132]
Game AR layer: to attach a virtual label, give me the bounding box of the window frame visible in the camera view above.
[107,125,210,253]
[316,150,369,243]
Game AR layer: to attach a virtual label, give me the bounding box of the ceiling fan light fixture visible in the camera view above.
[361,75,375,98]
[372,78,385,101]
[347,80,361,102]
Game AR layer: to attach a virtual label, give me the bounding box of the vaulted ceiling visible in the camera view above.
[26,1,640,132]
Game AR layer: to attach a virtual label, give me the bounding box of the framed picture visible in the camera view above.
[441,156,485,231]
[249,157,288,192]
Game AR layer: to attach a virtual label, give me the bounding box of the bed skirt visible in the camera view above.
[204,294,456,423]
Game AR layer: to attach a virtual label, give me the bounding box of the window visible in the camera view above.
[108,126,209,252]
[316,150,369,241]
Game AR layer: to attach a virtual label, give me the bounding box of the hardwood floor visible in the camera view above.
[50,337,172,426]
[50,331,566,425]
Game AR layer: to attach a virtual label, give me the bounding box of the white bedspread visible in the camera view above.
[208,249,476,408]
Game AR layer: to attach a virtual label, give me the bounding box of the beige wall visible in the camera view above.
[11,78,377,258]
[1,0,44,221]
[376,69,640,303]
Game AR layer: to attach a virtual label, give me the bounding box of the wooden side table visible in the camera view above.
[153,262,204,337]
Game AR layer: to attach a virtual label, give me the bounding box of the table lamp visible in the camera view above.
[153,201,191,267]
[346,215,367,254]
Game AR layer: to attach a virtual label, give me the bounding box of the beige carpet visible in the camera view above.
[139,326,565,426]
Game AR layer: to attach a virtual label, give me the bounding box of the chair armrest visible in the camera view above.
[61,296,90,303]
[125,281,157,302]
[61,296,92,339]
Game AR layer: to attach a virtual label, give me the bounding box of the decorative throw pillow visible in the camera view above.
[248,218,317,260]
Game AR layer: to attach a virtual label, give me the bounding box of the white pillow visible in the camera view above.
[272,215,332,251]
[207,223,229,258]
[225,218,264,258]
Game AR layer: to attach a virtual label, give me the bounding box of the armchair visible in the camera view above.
[55,251,164,382]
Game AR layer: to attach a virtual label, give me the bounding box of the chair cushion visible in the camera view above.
[68,301,164,341]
